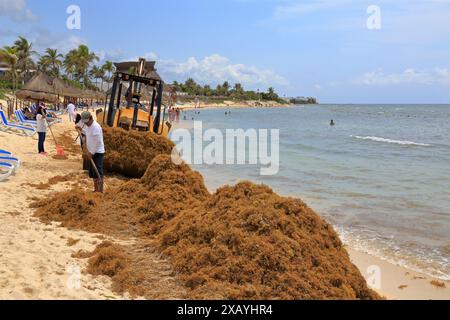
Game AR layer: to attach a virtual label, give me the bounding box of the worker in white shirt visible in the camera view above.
[36,106,48,155]
[80,111,105,193]
[67,101,77,123]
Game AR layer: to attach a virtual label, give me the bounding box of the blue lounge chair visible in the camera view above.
[0,162,13,169]
[17,110,61,126]
[0,110,36,136]
[0,162,14,181]
[0,149,12,156]
[0,156,20,170]
[15,110,37,126]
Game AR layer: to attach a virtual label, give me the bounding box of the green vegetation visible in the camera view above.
[0,80,22,99]
[172,78,288,103]
[1,36,312,104]
[0,46,19,93]
[0,36,116,92]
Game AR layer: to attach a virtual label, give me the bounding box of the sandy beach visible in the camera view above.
[0,117,448,300]
[174,100,290,111]
[0,118,185,300]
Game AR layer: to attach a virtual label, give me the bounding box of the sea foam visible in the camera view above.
[352,135,431,147]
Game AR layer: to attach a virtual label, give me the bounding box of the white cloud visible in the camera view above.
[158,54,288,87]
[33,28,84,54]
[355,68,450,86]
[0,0,36,21]
[97,48,125,62]
[99,52,286,88]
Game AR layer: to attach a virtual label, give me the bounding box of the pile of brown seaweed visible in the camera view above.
[102,127,175,178]
[33,129,379,300]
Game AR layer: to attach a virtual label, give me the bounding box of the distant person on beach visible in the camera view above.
[80,111,105,193]
[22,106,36,120]
[176,108,180,122]
[36,106,48,155]
[67,101,77,123]
[330,120,335,126]
[41,103,58,121]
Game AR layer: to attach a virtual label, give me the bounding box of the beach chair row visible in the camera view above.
[14,109,61,127]
[29,104,64,117]
[0,149,20,182]
[0,110,36,136]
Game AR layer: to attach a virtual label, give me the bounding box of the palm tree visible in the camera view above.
[267,87,278,100]
[97,67,106,90]
[233,83,244,97]
[0,46,19,93]
[89,65,105,89]
[74,45,98,86]
[102,60,114,89]
[63,45,98,87]
[41,48,63,77]
[36,56,49,73]
[13,36,36,84]
[64,49,78,80]
[223,81,230,92]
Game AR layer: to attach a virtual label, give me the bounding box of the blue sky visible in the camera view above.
[1,0,450,103]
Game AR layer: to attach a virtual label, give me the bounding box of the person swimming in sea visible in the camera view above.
[330,120,335,126]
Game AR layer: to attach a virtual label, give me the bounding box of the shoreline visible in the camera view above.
[0,118,448,299]
[348,249,449,300]
[174,100,293,111]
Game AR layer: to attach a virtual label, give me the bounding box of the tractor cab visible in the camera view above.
[98,58,171,137]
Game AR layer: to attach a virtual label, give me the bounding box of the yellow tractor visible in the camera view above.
[97,58,173,137]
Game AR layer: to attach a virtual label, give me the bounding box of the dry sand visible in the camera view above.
[0,117,184,300]
[0,115,448,300]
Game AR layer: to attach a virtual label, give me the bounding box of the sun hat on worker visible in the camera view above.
[81,111,93,124]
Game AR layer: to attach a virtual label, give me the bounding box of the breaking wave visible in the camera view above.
[352,136,431,147]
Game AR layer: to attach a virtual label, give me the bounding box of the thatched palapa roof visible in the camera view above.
[16,72,106,102]
[15,72,59,103]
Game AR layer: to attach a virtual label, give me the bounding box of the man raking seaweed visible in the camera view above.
[80,111,105,193]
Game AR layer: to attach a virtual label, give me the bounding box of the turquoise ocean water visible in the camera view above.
[171,105,450,280]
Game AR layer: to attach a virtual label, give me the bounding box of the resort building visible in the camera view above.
[0,62,10,77]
